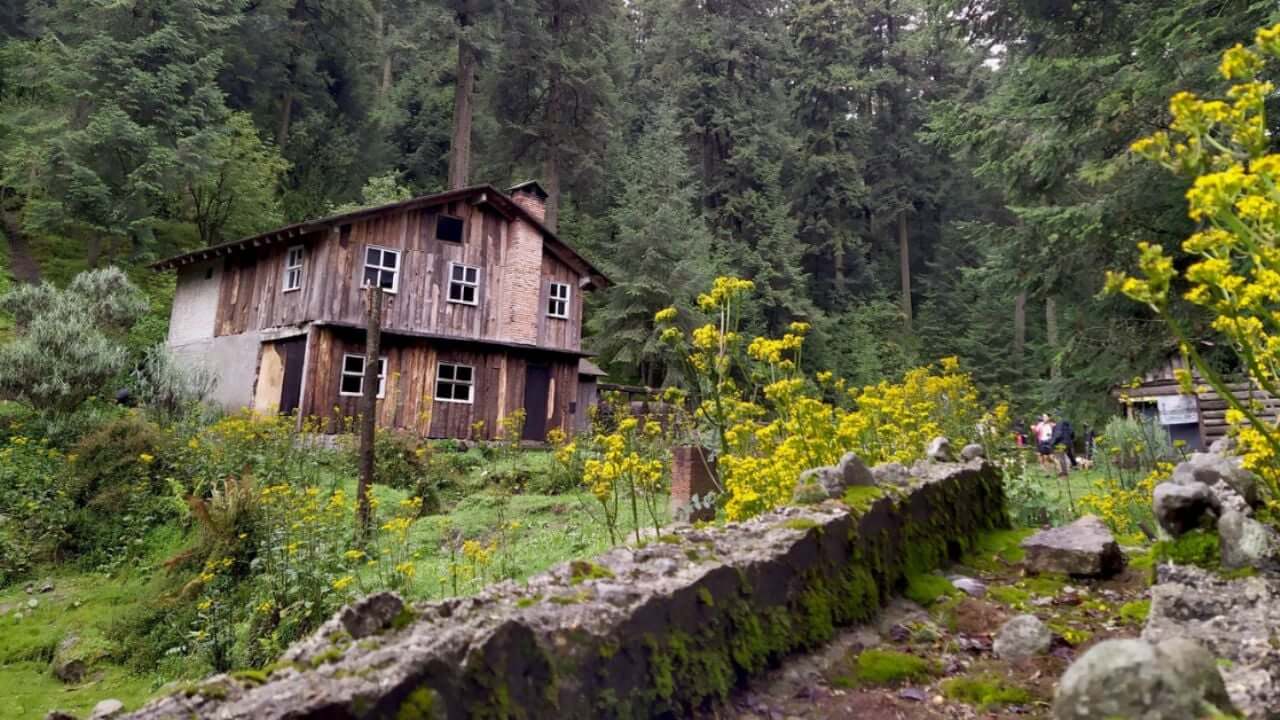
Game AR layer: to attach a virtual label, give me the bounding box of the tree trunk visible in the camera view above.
[1045,295,1059,379]
[542,8,563,232]
[276,89,294,148]
[447,10,476,191]
[375,4,392,98]
[0,209,41,283]
[1013,289,1027,368]
[357,287,384,542]
[898,211,912,332]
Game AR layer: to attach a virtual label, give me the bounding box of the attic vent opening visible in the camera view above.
[437,215,464,243]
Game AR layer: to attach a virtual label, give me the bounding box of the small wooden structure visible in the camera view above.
[1115,354,1280,450]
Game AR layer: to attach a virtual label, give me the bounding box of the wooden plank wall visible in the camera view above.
[536,253,583,352]
[212,201,583,354]
[1196,383,1280,445]
[300,327,579,440]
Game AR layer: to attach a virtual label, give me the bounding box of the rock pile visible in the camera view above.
[1152,450,1278,569]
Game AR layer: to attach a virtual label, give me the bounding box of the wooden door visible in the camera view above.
[279,336,307,415]
[522,364,551,441]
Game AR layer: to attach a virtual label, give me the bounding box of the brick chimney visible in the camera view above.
[508,181,548,224]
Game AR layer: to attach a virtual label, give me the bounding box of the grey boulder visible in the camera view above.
[926,437,955,463]
[1152,481,1218,537]
[1053,638,1236,720]
[1173,452,1260,508]
[794,452,874,503]
[1218,510,1280,570]
[1021,515,1125,577]
[993,614,1051,660]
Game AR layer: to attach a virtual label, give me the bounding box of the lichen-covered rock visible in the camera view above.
[1021,515,1125,577]
[993,614,1051,660]
[1173,452,1259,508]
[871,462,911,487]
[795,453,874,503]
[1217,510,1280,571]
[1053,638,1236,720]
[959,443,985,461]
[116,463,1009,720]
[1153,481,1219,537]
[1144,563,1280,717]
[1209,436,1235,454]
[836,452,874,488]
[926,436,954,462]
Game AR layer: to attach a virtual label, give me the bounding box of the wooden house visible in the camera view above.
[1114,354,1280,451]
[154,182,609,441]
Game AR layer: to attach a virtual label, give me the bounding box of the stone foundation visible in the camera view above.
[120,459,1007,720]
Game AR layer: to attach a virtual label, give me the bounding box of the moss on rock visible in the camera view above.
[835,648,938,687]
[941,673,1033,709]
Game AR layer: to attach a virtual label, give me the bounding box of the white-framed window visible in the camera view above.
[547,281,571,319]
[339,353,387,398]
[363,246,400,293]
[434,362,474,404]
[283,245,304,292]
[447,263,480,305]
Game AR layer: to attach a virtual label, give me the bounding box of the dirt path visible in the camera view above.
[702,539,1151,719]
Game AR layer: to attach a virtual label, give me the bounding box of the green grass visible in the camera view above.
[904,574,956,606]
[0,527,191,719]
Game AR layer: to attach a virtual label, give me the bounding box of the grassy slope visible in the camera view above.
[0,453,657,718]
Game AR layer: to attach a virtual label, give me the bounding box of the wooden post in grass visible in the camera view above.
[357,285,385,542]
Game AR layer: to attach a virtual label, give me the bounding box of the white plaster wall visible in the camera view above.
[170,332,262,410]
[168,260,221,344]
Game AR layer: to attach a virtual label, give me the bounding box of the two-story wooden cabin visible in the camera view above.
[154,182,608,441]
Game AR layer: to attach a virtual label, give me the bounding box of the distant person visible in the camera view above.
[1013,419,1027,448]
[1051,416,1077,475]
[1083,425,1098,460]
[1034,413,1056,470]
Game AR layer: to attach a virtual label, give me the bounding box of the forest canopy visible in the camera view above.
[1,0,1277,420]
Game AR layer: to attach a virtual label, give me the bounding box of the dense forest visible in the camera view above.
[1,0,1276,419]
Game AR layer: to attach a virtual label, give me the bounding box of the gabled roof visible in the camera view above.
[151,184,609,289]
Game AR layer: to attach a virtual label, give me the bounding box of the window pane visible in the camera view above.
[448,284,461,301]
[344,355,364,373]
[366,248,380,265]
[456,384,471,402]
[435,380,450,399]
[456,365,472,382]
[436,215,464,242]
[438,364,454,380]
[363,268,379,287]
[383,251,397,269]
[378,271,395,289]
[341,375,362,394]
[378,358,387,377]
[452,264,464,281]
[462,286,475,304]
[465,267,478,283]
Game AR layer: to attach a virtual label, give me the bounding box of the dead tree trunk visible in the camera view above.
[357,286,384,542]
[1046,295,1059,380]
[1014,289,1027,368]
[0,208,41,283]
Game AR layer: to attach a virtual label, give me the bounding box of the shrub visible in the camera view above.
[175,410,340,498]
[1116,26,1280,507]
[653,280,1007,520]
[132,344,218,422]
[0,267,147,411]
[0,432,72,584]
[1096,416,1177,471]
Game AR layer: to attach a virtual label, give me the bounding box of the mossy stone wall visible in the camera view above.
[120,459,1007,720]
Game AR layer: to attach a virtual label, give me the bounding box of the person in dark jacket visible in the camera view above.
[1050,417,1077,475]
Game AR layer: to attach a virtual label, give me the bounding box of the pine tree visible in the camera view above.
[589,104,713,385]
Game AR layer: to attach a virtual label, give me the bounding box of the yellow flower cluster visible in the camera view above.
[1078,463,1167,537]
[1115,24,1280,503]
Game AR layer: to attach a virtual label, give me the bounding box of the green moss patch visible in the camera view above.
[834,648,939,688]
[780,517,820,532]
[1119,599,1150,624]
[1021,574,1066,596]
[941,673,1033,709]
[986,585,1030,607]
[1155,529,1220,569]
[904,574,955,606]
[961,528,1032,570]
[841,485,885,513]
[569,561,615,585]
